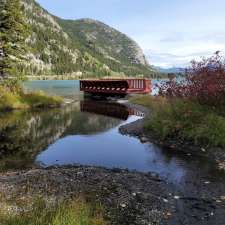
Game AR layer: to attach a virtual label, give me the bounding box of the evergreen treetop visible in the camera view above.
[0,0,29,86]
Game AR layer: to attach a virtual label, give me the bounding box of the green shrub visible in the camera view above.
[0,86,26,111]
[22,91,63,108]
[0,85,63,111]
[131,95,225,147]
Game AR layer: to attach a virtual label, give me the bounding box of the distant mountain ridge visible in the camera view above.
[21,0,154,77]
[155,66,186,74]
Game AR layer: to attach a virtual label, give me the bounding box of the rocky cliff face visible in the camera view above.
[59,18,149,66]
[21,0,153,77]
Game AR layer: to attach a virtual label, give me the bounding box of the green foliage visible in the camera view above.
[23,91,63,108]
[0,85,63,111]
[131,96,225,147]
[0,0,29,83]
[0,198,107,225]
[0,86,25,110]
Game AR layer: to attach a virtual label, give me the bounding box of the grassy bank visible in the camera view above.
[130,95,225,148]
[0,197,107,225]
[0,85,63,111]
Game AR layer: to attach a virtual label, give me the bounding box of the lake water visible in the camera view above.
[24,80,82,99]
[23,79,162,97]
[1,80,224,188]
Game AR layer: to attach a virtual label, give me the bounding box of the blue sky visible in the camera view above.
[36,0,225,68]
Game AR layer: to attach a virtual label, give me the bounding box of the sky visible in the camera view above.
[36,0,225,68]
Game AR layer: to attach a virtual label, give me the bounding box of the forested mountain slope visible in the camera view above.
[21,0,155,77]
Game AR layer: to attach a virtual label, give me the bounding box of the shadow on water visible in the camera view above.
[80,100,144,120]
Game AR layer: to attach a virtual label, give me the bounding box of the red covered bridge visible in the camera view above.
[80,79,151,96]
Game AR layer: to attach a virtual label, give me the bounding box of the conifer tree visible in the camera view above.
[0,0,29,88]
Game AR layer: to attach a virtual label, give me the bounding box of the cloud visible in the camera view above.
[146,49,225,69]
[139,31,225,68]
[145,51,192,68]
[159,33,185,43]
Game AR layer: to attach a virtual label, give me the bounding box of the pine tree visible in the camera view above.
[0,0,29,87]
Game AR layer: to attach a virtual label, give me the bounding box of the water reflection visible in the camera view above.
[80,100,144,120]
[80,101,130,120]
[0,100,224,188]
[0,105,78,170]
[0,101,124,171]
[24,80,82,99]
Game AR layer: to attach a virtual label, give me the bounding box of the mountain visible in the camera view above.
[155,66,186,74]
[21,0,154,78]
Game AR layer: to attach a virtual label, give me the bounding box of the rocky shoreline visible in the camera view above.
[1,165,225,225]
[0,102,225,225]
[120,102,225,171]
[0,166,176,225]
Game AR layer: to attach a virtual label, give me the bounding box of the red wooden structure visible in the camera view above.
[80,79,151,96]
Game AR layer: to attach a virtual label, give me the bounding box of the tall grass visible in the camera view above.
[0,198,107,225]
[22,91,63,108]
[131,95,225,147]
[0,85,63,111]
[0,86,26,111]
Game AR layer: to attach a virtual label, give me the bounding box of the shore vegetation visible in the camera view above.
[0,0,63,112]
[131,52,225,148]
[0,197,107,225]
[0,85,63,111]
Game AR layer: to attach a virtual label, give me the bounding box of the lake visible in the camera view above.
[1,80,224,188]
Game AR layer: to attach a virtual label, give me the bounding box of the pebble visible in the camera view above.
[170,145,176,149]
[120,203,127,208]
[166,212,172,217]
[204,181,210,184]
[140,136,148,143]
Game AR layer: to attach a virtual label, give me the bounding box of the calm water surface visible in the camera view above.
[1,80,224,187]
[24,80,81,99]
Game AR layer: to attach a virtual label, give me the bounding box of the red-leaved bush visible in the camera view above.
[158,52,225,107]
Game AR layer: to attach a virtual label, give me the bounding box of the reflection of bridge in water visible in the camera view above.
[80,101,144,120]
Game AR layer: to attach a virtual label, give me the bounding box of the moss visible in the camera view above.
[130,95,225,147]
